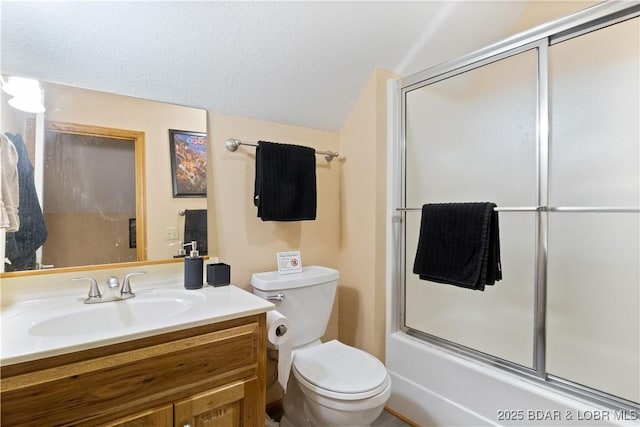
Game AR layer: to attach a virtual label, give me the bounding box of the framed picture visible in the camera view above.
[169,129,208,197]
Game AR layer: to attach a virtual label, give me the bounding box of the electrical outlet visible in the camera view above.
[165,226,178,241]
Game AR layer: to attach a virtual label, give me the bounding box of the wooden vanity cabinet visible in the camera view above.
[173,379,256,427]
[104,379,258,427]
[103,404,174,426]
[0,314,267,427]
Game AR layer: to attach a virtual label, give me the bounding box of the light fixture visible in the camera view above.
[8,95,46,114]
[1,76,46,114]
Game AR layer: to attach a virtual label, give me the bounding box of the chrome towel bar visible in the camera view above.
[396,206,639,213]
[225,138,339,162]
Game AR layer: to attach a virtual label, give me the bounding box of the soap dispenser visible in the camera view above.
[170,241,187,258]
[183,241,203,289]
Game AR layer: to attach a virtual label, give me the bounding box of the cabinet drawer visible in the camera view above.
[101,404,173,426]
[174,380,250,427]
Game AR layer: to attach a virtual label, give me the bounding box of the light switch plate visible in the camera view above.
[165,226,178,240]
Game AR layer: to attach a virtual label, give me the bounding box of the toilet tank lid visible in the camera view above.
[251,266,339,291]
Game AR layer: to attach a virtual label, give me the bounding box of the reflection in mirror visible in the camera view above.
[41,122,141,268]
[1,79,208,275]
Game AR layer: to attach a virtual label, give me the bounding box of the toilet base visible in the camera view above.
[281,375,313,427]
[281,369,390,427]
[304,400,384,427]
[279,413,304,427]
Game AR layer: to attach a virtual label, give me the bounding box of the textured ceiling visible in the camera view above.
[1,1,574,131]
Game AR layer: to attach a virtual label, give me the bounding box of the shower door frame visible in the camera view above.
[392,1,640,411]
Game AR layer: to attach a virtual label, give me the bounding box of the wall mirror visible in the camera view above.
[1,78,208,275]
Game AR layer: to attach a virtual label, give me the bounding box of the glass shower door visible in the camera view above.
[547,18,640,403]
[398,4,640,410]
[404,48,539,368]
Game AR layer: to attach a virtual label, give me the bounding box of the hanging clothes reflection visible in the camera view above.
[3,132,47,271]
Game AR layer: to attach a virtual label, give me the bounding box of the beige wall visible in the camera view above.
[337,68,397,361]
[207,113,340,289]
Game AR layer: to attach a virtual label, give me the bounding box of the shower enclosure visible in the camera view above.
[388,2,639,422]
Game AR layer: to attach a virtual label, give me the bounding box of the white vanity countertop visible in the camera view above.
[1,281,274,366]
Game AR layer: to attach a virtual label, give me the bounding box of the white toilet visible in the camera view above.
[252,266,391,427]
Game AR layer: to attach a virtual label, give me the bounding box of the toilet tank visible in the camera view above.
[252,266,339,348]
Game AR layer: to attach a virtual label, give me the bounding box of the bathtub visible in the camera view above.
[385,330,639,427]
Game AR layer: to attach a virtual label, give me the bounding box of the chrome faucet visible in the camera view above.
[73,272,146,304]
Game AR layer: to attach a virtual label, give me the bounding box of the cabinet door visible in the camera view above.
[174,380,256,427]
[101,404,173,426]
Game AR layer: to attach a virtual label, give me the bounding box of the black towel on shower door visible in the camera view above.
[254,140,317,221]
[183,209,207,255]
[412,202,502,291]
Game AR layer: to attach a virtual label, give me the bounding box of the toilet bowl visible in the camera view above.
[252,266,391,427]
[290,340,391,427]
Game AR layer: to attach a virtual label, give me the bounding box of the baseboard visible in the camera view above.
[384,405,421,427]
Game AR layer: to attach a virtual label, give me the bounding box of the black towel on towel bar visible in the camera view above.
[184,209,208,255]
[412,202,502,291]
[254,140,317,221]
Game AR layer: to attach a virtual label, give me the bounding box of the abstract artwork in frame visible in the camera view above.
[169,129,207,197]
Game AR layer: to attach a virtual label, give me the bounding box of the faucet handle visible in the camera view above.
[121,271,146,297]
[106,276,120,290]
[72,277,101,301]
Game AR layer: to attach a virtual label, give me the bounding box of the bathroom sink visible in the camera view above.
[1,282,273,366]
[4,289,207,338]
[30,293,201,337]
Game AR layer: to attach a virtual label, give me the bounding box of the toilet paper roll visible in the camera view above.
[267,310,293,392]
[267,310,290,349]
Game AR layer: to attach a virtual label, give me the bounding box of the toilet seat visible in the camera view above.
[292,340,390,400]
